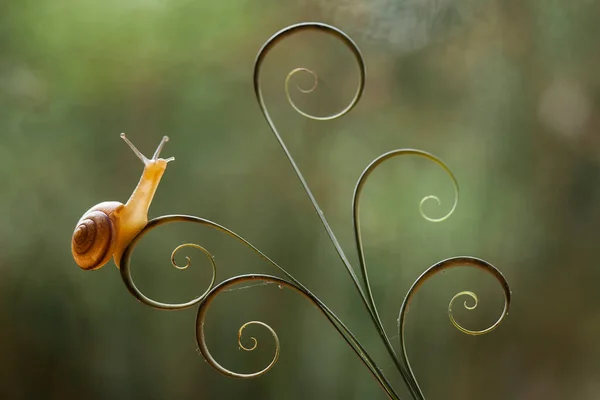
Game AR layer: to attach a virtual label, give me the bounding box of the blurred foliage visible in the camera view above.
[1,0,600,399]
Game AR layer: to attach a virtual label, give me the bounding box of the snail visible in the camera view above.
[71,133,174,270]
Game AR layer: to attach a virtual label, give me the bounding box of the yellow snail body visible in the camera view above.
[71,133,174,270]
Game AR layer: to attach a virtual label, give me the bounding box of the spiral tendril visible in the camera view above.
[196,277,284,379]
[352,149,460,399]
[170,243,213,270]
[397,257,511,396]
[286,68,318,94]
[238,322,262,352]
[448,290,504,336]
[256,23,365,122]
[353,149,459,225]
[120,219,217,310]
[419,195,452,223]
[284,68,321,118]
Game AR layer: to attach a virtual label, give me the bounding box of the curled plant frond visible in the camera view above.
[238,321,267,352]
[351,149,460,400]
[353,149,458,225]
[255,22,365,123]
[352,149,459,318]
[252,22,368,284]
[196,279,281,379]
[397,257,512,396]
[285,67,319,118]
[449,291,481,335]
[195,276,286,379]
[120,219,217,310]
[170,243,214,270]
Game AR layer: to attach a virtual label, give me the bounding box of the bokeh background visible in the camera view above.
[1,0,600,399]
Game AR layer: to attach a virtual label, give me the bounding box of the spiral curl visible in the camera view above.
[120,217,218,310]
[396,257,511,395]
[286,68,318,94]
[170,243,215,271]
[397,257,511,338]
[238,321,266,352]
[255,22,365,123]
[352,150,459,299]
[253,22,369,301]
[195,276,284,379]
[353,149,459,225]
[349,149,460,400]
[284,68,320,118]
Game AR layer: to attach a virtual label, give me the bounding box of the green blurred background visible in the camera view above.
[1,0,600,399]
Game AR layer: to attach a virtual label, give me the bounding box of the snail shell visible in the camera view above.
[71,201,124,270]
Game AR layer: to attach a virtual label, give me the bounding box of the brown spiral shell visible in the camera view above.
[71,206,119,270]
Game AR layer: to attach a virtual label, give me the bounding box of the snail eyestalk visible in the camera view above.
[152,135,171,160]
[120,133,148,164]
[120,133,175,165]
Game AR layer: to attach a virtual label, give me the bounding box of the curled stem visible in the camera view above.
[352,149,459,399]
[286,67,318,93]
[120,229,217,310]
[397,257,512,397]
[256,23,365,122]
[354,149,458,226]
[253,22,366,298]
[196,279,281,380]
[238,321,266,352]
[171,243,214,270]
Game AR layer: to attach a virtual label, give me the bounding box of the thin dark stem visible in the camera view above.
[397,257,512,395]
